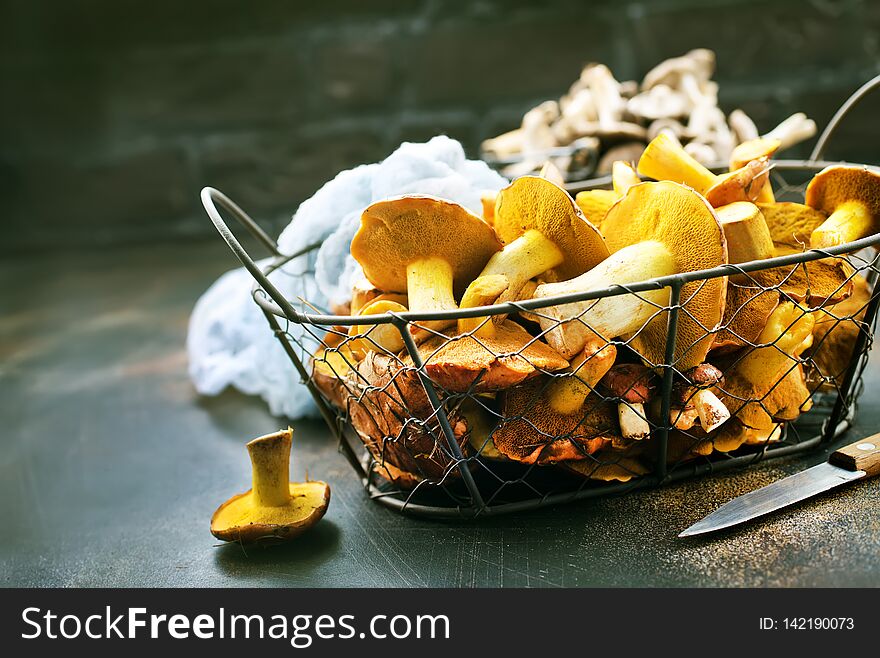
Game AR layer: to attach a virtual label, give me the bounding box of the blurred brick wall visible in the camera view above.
[2,0,879,252]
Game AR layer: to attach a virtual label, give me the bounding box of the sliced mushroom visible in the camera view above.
[807,165,880,249]
[458,176,608,334]
[210,429,330,544]
[351,195,501,340]
[535,181,727,370]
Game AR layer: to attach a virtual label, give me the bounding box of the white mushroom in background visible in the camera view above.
[481,49,817,178]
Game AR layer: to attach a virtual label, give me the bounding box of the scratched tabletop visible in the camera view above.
[2,241,878,588]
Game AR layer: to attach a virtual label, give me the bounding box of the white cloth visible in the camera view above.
[187,136,507,418]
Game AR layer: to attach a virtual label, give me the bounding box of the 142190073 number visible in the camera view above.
[783,618,854,630]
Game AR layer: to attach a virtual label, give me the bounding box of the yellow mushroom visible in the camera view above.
[350,195,501,340]
[758,202,827,249]
[210,429,330,544]
[729,137,781,203]
[534,181,727,370]
[807,165,880,249]
[458,176,608,337]
[347,298,408,360]
[637,132,771,207]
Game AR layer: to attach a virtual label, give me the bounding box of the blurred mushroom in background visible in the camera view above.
[481,49,817,181]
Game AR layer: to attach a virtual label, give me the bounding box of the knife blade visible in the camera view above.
[679,434,880,537]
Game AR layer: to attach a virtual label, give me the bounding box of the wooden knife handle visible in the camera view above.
[830,434,880,477]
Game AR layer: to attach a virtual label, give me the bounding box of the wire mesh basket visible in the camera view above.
[202,77,880,519]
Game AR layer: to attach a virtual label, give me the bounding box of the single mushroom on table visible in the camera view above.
[534,181,727,372]
[669,363,730,432]
[637,133,772,207]
[807,165,880,249]
[350,195,501,340]
[600,363,657,441]
[458,175,608,334]
[210,428,330,544]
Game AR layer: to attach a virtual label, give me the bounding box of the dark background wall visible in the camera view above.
[2,0,879,253]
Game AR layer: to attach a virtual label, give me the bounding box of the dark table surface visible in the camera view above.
[2,241,878,588]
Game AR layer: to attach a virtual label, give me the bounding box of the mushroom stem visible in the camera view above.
[693,388,730,432]
[248,430,293,508]
[546,340,617,415]
[481,230,565,298]
[736,302,815,383]
[716,201,774,266]
[534,240,676,358]
[406,257,457,336]
[670,405,700,430]
[638,133,717,194]
[618,403,650,440]
[457,274,510,336]
[810,200,874,249]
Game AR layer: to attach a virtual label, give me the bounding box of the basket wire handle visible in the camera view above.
[810,73,880,162]
[200,186,310,323]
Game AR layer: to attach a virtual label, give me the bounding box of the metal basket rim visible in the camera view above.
[235,159,880,328]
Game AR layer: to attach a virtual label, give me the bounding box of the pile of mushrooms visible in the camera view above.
[481,49,817,181]
[309,138,876,486]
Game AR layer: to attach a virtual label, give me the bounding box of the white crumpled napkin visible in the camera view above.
[187,136,507,418]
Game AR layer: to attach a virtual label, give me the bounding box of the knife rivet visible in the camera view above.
[856,443,875,450]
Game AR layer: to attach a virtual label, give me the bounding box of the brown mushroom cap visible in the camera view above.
[351,195,501,294]
[210,429,330,544]
[416,320,569,393]
[493,381,616,464]
[601,363,656,403]
[346,351,470,485]
[563,453,648,482]
[494,176,609,281]
[602,181,727,369]
[758,202,827,248]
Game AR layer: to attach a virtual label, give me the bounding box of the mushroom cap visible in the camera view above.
[563,453,648,481]
[210,481,330,544]
[416,320,569,393]
[602,181,728,369]
[805,165,880,218]
[346,351,470,485]
[493,381,616,464]
[687,363,723,387]
[574,188,618,227]
[601,363,656,403]
[757,202,827,248]
[712,282,780,351]
[352,195,502,294]
[763,246,854,307]
[494,176,609,281]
